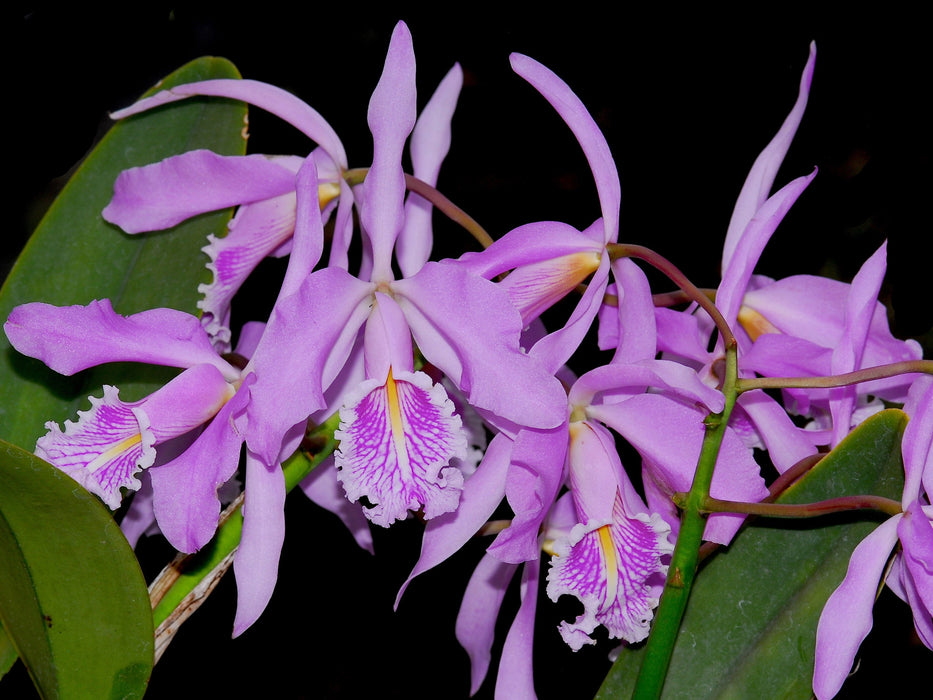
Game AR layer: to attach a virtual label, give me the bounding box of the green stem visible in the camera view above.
[148,413,340,662]
[736,359,933,393]
[675,493,903,519]
[608,243,735,349]
[632,342,739,699]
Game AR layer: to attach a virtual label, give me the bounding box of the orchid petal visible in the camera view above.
[547,495,672,649]
[398,63,463,277]
[891,552,933,649]
[149,384,249,552]
[830,242,887,446]
[722,42,816,271]
[232,321,266,361]
[36,363,233,510]
[244,267,373,463]
[501,246,602,326]
[198,188,298,350]
[364,21,417,280]
[898,501,933,614]
[903,376,933,502]
[654,307,710,366]
[488,424,568,563]
[455,552,519,695]
[456,220,598,280]
[588,394,767,544]
[111,78,348,169]
[36,385,155,510]
[570,361,724,415]
[717,169,817,330]
[396,431,512,607]
[278,154,326,298]
[363,292,414,380]
[102,151,298,233]
[510,52,620,244]
[328,180,357,270]
[611,257,657,364]
[394,262,567,429]
[567,420,625,523]
[813,516,900,699]
[5,299,237,380]
[495,561,540,700]
[233,449,286,637]
[527,246,608,372]
[735,390,817,473]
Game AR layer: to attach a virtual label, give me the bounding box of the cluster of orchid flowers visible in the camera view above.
[3,21,930,699]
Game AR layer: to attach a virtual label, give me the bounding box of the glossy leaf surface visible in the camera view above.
[0,440,153,698]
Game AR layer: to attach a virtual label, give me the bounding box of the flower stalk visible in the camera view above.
[735,359,933,393]
[676,493,904,519]
[609,242,737,349]
[632,340,739,698]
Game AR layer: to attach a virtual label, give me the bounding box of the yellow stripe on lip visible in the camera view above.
[385,368,413,480]
[597,524,618,614]
[84,432,142,473]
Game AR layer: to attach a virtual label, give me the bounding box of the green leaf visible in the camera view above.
[0,440,153,699]
[598,408,908,699]
[0,56,248,452]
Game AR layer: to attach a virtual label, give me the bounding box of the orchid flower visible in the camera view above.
[103,80,348,351]
[392,256,765,699]
[812,375,933,699]
[2,299,278,632]
[2,158,351,635]
[740,240,923,430]
[102,52,462,352]
[595,44,823,474]
[457,52,620,374]
[237,23,565,533]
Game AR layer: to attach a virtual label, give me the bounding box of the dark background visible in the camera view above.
[7,5,932,698]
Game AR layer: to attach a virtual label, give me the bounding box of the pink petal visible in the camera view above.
[103,151,298,233]
[233,449,286,637]
[813,516,900,699]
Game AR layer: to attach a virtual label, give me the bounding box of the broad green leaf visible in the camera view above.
[598,409,907,699]
[0,440,153,698]
[0,56,248,452]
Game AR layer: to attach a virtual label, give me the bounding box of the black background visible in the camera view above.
[7,5,931,698]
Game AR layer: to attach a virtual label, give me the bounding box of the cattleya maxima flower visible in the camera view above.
[103,88,348,352]
[101,46,462,351]
[3,23,485,632]
[100,22,488,524]
[234,22,566,527]
[2,299,280,632]
[390,53,769,697]
[614,42,920,467]
[596,43,822,474]
[4,301,241,511]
